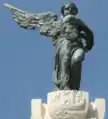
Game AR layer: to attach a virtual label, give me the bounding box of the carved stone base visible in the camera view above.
[30,91,105,119]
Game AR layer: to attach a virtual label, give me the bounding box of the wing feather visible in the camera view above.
[4,3,58,29]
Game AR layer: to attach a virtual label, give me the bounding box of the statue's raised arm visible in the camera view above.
[4,3,58,36]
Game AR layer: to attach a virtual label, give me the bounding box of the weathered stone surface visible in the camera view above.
[31,91,105,119]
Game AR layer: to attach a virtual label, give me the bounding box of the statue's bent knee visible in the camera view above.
[72,48,85,64]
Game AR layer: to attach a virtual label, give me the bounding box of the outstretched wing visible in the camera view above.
[4,3,58,30]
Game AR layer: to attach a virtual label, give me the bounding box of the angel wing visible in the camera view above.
[4,3,58,35]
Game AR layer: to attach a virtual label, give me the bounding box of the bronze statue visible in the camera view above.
[4,2,94,90]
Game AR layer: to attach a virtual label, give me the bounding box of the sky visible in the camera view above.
[0,0,107,119]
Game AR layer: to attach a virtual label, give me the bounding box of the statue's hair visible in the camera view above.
[61,2,78,16]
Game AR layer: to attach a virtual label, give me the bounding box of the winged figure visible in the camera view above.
[4,2,94,90]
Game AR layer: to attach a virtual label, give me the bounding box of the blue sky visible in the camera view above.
[0,0,107,118]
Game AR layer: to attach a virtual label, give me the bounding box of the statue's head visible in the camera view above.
[61,2,78,16]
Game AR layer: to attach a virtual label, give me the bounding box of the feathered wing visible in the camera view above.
[4,3,58,31]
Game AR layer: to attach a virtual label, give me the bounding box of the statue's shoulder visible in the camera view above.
[62,15,79,23]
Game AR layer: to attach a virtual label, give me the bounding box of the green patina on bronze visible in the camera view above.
[4,2,94,90]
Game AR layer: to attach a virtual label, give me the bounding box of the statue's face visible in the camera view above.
[63,3,78,16]
[63,6,72,16]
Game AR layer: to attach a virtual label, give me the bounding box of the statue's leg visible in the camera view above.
[53,51,60,91]
[59,48,71,90]
[53,39,71,90]
[69,48,85,90]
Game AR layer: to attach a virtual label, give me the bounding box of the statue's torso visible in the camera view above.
[52,15,82,47]
[60,15,80,40]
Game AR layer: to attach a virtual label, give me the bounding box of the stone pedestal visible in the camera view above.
[30,91,105,119]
